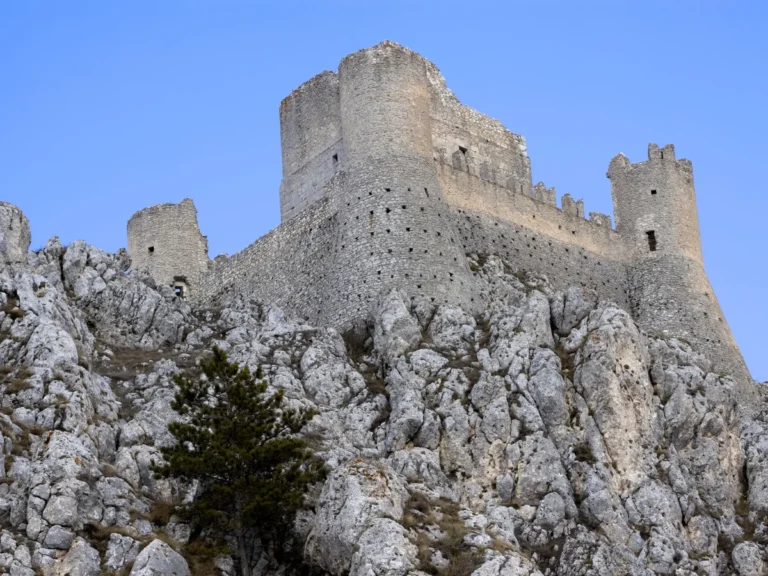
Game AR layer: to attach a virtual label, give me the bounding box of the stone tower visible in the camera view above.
[127,198,209,298]
[277,42,478,327]
[323,42,477,326]
[608,144,748,381]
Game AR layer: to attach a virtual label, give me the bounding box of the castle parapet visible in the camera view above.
[589,212,612,228]
[533,182,556,206]
[561,194,585,218]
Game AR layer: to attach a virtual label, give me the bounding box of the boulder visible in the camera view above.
[52,537,100,576]
[732,542,764,576]
[130,539,190,576]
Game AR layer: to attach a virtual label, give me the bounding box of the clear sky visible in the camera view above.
[2,1,766,379]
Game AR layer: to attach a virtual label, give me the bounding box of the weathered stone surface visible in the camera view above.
[43,525,76,550]
[732,542,765,576]
[42,495,78,527]
[373,290,421,365]
[348,519,416,576]
[105,533,141,572]
[0,202,31,265]
[129,539,190,576]
[305,459,407,575]
[52,537,100,576]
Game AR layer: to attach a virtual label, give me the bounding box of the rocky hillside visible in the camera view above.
[1,202,767,576]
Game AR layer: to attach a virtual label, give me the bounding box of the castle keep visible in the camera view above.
[127,41,749,380]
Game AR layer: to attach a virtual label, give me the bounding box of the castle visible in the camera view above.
[127,41,749,381]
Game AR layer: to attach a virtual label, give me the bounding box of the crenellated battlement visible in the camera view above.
[127,41,749,382]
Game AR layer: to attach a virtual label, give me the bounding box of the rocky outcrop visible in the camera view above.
[0,202,31,265]
[0,214,764,576]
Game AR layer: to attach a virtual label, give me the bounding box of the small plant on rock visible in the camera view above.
[153,346,326,576]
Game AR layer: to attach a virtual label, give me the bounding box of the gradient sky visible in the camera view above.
[2,1,766,379]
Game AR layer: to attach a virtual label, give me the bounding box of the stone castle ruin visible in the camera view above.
[127,41,749,381]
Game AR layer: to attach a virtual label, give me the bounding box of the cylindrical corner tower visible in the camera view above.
[127,198,209,298]
[323,42,476,327]
[608,144,750,382]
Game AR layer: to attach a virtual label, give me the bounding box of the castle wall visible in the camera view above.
[439,164,630,308]
[279,71,343,221]
[127,199,209,298]
[425,62,532,196]
[198,194,337,323]
[627,255,749,382]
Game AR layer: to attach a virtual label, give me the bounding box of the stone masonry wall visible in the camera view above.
[127,199,209,298]
[438,163,629,306]
[627,255,750,383]
[426,61,533,197]
[279,71,343,221]
[608,144,703,263]
[323,42,479,328]
[198,192,338,323]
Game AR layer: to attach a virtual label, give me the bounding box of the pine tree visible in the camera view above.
[153,347,325,576]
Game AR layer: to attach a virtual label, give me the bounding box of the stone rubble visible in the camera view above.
[0,218,764,575]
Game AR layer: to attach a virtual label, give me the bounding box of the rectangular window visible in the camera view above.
[651,189,657,195]
[646,231,657,252]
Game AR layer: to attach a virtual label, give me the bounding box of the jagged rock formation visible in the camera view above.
[0,219,766,575]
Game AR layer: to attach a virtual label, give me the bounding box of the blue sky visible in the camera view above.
[2,1,766,379]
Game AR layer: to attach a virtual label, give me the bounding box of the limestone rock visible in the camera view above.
[732,542,765,576]
[129,539,190,576]
[0,202,31,265]
[304,459,408,575]
[104,533,141,572]
[43,525,76,550]
[42,495,78,527]
[427,305,476,351]
[348,519,416,576]
[373,289,421,365]
[52,537,100,576]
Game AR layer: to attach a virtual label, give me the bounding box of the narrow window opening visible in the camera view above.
[458,145,468,156]
[651,189,657,195]
[332,153,339,165]
[660,151,664,159]
[424,188,429,198]
[646,230,657,252]
[148,246,154,253]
